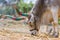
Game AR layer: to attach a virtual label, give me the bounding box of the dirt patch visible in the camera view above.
[0,19,59,40]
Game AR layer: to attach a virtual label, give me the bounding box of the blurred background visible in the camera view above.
[0,0,36,15]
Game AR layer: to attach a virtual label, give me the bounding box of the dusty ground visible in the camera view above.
[0,19,60,40]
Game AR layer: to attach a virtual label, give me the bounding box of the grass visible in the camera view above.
[58,18,60,24]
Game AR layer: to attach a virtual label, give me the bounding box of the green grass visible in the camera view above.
[58,18,60,24]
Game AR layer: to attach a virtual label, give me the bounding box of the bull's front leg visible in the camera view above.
[50,6,59,37]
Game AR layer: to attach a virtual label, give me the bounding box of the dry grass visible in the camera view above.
[0,19,59,40]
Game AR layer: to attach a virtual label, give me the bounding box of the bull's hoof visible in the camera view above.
[30,29,38,35]
[53,32,59,38]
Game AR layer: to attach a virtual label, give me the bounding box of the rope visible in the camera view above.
[16,8,28,17]
[6,15,25,21]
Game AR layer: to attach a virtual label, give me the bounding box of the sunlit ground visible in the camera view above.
[0,18,59,40]
[0,0,60,40]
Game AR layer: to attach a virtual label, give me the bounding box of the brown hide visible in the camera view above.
[29,0,60,37]
[41,7,60,24]
[41,8,53,25]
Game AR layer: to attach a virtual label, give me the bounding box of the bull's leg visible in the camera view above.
[50,6,59,37]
